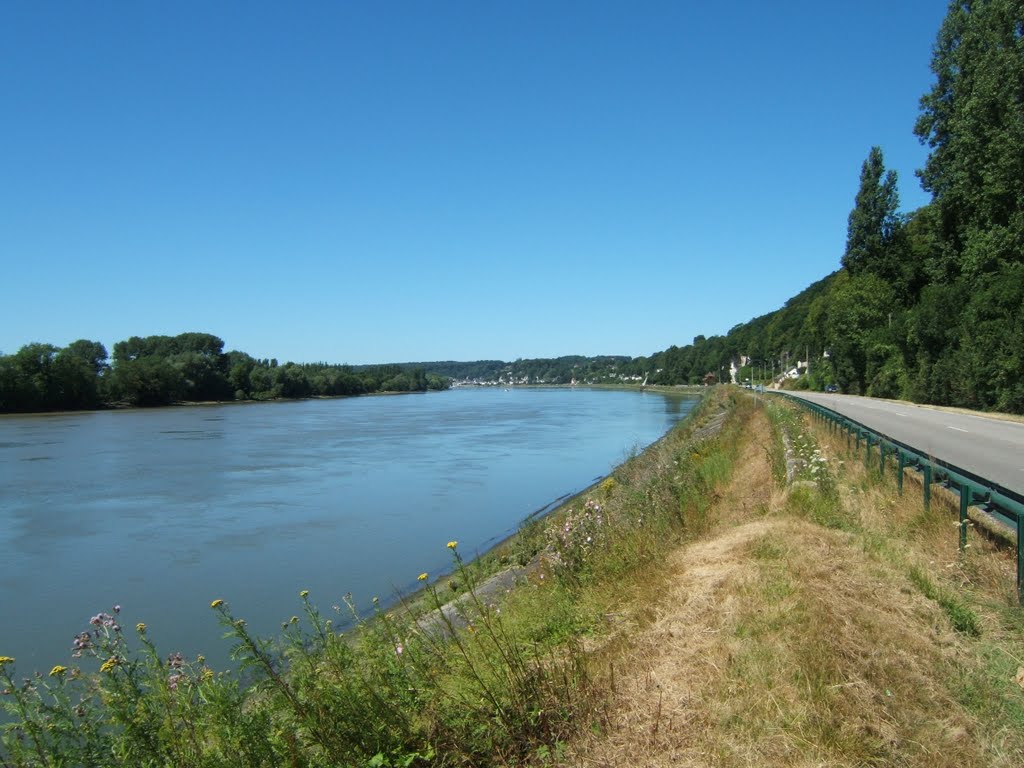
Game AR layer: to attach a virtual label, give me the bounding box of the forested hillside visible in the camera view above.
[641,0,1024,413]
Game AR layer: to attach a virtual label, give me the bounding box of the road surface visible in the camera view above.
[777,391,1024,497]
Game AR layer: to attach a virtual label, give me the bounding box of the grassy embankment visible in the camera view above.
[4,389,1023,767]
[559,393,1024,767]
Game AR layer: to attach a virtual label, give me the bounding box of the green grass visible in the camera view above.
[907,565,982,637]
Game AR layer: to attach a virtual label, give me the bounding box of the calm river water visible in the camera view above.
[0,387,696,672]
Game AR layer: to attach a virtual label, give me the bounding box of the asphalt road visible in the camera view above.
[777,391,1024,497]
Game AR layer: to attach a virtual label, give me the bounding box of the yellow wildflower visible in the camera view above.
[136,623,147,634]
[210,599,224,609]
[0,656,13,666]
[417,572,428,581]
[49,665,67,678]
[300,590,309,598]
[447,540,458,549]
[201,669,215,682]
[99,657,119,674]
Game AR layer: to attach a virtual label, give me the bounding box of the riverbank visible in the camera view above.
[411,391,727,635]
[6,388,1022,766]
[0,386,729,765]
[0,382,436,415]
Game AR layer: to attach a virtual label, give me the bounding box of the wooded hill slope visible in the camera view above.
[641,1,1024,413]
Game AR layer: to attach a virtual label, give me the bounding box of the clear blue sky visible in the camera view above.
[1,1,948,365]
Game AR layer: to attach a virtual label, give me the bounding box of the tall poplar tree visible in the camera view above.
[915,0,1024,279]
[842,146,901,278]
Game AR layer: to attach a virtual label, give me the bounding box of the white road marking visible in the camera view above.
[946,425,969,433]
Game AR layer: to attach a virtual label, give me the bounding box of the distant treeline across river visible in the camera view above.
[0,332,449,413]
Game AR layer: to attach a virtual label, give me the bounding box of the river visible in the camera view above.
[0,386,697,673]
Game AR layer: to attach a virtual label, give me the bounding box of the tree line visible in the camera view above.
[0,333,448,413]
[400,356,636,384]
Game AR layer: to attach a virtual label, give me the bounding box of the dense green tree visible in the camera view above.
[53,349,101,409]
[915,0,1024,279]
[63,339,108,375]
[820,273,897,394]
[248,366,280,400]
[113,335,172,363]
[0,355,31,411]
[275,364,312,399]
[843,147,901,278]
[113,333,226,365]
[902,282,961,404]
[228,360,255,399]
[109,356,184,406]
[955,264,1024,411]
[172,351,233,402]
[13,344,60,410]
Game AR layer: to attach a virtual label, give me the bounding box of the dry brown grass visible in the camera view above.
[816,420,1019,604]
[555,403,1024,768]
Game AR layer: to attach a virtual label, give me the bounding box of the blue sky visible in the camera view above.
[2,1,949,365]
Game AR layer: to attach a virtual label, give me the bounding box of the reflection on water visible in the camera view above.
[0,388,696,672]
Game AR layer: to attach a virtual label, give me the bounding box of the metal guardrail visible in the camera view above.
[773,392,1024,604]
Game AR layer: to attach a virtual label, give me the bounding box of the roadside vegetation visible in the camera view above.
[560,392,1024,766]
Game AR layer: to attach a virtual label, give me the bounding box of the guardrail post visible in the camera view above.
[923,464,932,511]
[1018,516,1023,604]
[897,451,905,495]
[865,434,873,468]
[959,485,969,551]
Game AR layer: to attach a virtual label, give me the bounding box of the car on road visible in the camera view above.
[825,384,839,393]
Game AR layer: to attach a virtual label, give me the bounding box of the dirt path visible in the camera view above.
[560,406,994,767]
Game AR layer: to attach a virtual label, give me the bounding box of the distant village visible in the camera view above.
[450,372,648,388]
[450,356,813,389]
